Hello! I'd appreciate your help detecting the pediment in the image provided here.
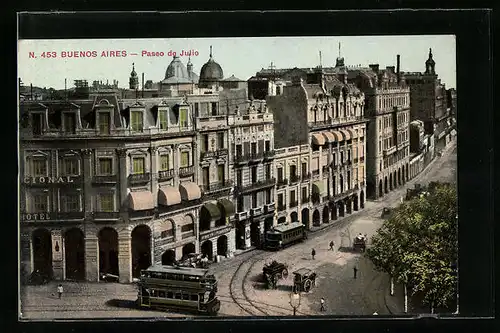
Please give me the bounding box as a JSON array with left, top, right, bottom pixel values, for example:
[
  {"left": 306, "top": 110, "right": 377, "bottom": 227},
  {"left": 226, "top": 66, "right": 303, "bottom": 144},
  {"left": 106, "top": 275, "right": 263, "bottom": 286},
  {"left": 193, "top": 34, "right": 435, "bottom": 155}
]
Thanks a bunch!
[
  {"left": 60, "top": 150, "right": 81, "bottom": 158},
  {"left": 26, "top": 150, "right": 49, "bottom": 158},
  {"left": 178, "top": 144, "right": 191, "bottom": 151},
  {"left": 128, "top": 148, "right": 149, "bottom": 156}
]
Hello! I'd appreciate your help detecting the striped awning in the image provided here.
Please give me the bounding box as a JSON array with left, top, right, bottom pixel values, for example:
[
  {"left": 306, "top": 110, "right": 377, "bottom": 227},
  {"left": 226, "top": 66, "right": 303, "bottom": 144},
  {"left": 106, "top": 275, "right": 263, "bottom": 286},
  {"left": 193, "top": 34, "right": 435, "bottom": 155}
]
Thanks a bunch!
[
  {"left": 179, "top": 182, "right": 202, "bottom": 201},
  {"left": 158, "top": 186, "right": 182, "bottom": 206},
  {"left": 312, "top": 181, "right": 325, "bottom": 195},
  {"left": 322, "top": 132, "right": 336, "bottom": 143},
  {"left": 201, "top": 202, "right": 222, "bottom": 222},
  {"left": 217, "top": 198, "right": 235, "bottom": 217},
  {"left": 331, "top": 131, "right": 343, "bottom": 142},
  {"left": 338, "top": 129, "right": 351, "bottom": 141},
  {"left": 128, "top": 191, "right": 155, "bottom": 211},
  {"left": 345, "top": 128, "right": 356, "bottom": 139},
  {"left": 311, "top": 133, "right": 326, "bottom": 146}
]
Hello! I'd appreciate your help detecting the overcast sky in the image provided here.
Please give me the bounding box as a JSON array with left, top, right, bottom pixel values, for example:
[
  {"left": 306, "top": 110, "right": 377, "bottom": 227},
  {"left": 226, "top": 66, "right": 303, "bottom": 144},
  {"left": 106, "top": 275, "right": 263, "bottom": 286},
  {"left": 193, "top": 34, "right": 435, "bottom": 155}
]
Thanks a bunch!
[{"left": 18, "top": 35, "right": 456, "bottom": 90}]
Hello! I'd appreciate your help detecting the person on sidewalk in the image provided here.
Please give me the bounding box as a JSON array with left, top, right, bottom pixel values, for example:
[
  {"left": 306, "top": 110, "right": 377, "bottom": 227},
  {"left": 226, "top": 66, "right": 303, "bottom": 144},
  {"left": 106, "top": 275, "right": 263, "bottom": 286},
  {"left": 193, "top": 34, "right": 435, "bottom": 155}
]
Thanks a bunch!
[
  {"left": 311, "top": 248, "right": 316, "bottom": 260},
  {"left": 57, "top": 284, "right": 63, "bottom": 299},
  {"left": 320, "top": 297, "right": 325, "bottom": 311},
  {"left": 353, "top": 266, "right": 358, "bottom": 279},
  {"left": 329, "top": 241, "right": 335, "bottom": 251}
]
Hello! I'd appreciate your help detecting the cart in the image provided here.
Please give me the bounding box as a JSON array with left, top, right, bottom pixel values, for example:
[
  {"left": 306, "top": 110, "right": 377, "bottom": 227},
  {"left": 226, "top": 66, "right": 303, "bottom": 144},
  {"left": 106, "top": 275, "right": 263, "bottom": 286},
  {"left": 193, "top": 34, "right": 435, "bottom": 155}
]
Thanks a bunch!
[
  {"left": 292, "top": 268, "right": 317, "bottom": 293},
  {"left": 263, "top": 261, "right": 289, "bottom": 289},
  {"left": 353, "top": 236, "right": 367, "bottom": 252}
]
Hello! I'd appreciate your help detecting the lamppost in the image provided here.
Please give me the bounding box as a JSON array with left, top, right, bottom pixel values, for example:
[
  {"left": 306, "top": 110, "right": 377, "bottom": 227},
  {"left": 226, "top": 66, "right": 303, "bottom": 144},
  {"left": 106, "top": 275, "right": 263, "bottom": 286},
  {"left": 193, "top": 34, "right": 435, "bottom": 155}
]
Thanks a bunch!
[{"left": 289, "top": 292, "right": 301, "bottom": 316}]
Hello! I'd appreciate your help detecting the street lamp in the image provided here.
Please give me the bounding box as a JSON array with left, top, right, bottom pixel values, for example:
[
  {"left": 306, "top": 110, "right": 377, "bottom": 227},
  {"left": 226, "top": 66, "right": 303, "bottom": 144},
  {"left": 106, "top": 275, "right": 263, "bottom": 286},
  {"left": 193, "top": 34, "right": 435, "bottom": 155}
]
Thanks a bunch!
[{"left": 289, "top": 292, "right": 301, "bottom": 316}]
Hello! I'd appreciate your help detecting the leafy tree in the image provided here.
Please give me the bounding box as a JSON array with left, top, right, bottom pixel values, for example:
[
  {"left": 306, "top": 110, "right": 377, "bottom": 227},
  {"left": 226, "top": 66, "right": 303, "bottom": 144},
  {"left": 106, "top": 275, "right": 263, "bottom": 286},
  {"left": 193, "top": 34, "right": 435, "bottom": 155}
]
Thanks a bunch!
[{"left": 366, "top": 182, "right": 458, "bottom": 313}]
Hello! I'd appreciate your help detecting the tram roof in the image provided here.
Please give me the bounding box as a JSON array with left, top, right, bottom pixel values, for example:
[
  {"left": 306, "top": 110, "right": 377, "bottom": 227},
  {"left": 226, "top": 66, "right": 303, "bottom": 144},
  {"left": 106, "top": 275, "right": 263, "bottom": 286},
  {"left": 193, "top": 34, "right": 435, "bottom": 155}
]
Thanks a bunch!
[
  {"left": 268, "top": 222, "right": 303, "bottom": 233},
  {"left": 144, "top": 265, "right": 209, "bottom": 277}
]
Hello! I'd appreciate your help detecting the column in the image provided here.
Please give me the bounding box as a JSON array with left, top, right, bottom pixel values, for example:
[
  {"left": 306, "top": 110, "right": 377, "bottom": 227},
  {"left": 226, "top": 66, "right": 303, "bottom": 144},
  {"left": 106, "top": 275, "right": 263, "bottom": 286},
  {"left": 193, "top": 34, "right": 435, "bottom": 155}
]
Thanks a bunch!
[
  {"left": 175, "top": 246, "right": 183, "bottom": 262},
  {"left": 118, "top": 230, "right": 132, "bottom": 283},
  {"left": 149, "top": 147, "right": 158, "bottom": 203},
  {"left": 20, "top": 230, "right": 32, "bottom": 283},
  {"left": 81, "top": 149, "right": 93, "bottom": 215},
  {"left": 173, "top": 144, "right": 180, "bottom": 187},
  {"left": 85, "top": 232, "right": 99, "bottom": 282},
  {"left": 212, "top": 239, "right": 218, "bottom": 261},
  {"left": 51, "top": 229, "right": 64, "bottom": 280},
  {"left": 332, "top": 204, "right": 338, "bottom": 220},
  {"left": 117, "top": 149, "right": 128, "bottom": 211},
  {"left": 192, "top": 141, "right": 199, "bottom": 184},
  {"left": 227, "top": 231, "right": 236, "bottom": 257}
]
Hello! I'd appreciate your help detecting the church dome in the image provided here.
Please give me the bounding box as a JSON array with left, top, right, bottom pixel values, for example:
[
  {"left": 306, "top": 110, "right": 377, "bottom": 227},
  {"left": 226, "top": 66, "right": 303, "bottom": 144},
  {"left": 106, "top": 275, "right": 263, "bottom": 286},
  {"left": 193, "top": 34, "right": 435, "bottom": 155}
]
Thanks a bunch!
[
  {"left": 165, "top": 56, "right": 190, "bottom": 80},
  {"left": 199, "top": 46, "right": 224, "bottom": 82}
]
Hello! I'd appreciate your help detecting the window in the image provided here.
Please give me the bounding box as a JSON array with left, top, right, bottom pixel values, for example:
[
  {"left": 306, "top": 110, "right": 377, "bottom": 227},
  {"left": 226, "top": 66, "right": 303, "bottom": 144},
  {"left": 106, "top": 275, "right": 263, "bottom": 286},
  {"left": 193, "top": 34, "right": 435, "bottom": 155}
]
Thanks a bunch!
[
  {"left": 278, "top": 193, "right": 284, "bottom": 206},
  {"left": 266, "top": 189, "right": 272, "bottom": 204},
  {"left": 265, "top": 164, "right": 271, "bottom": 179},
  {"left": 251, "top": 166, "right": 257, "bottom": 183},
  {"left": 63, "top": 158, "right": 79, "bottom": 176},
  {"left": 340, "top": 151, "right": 344, "bottom": 164},
  {"left": 98, "top": 113, "right": 110, "bottom": 134},
  {"left": 290, "top": 190, "right": 296, "bottom": 205},
  {"left": 175, "top": 292, "right": 182, "bottom": 300},
  {"left": 130, "top": 111, "right": 143, "bottom": 131},
  {"left": 302, "top": 187, "right": 308, "bottom": 200},
  {"left": 202, "top": 167, "right": 210, "bottom": 186},
  {"left": 217, "top": 165, "right": 225, "bottom": 183},
  {"left": 160, "top": 155, "right": 170, "bottom": 171},
  {"left": 62, "top": 194, "right": 79, "bottom": 211},
  {"left": 236, "top": 170, "right": 243, "bottom": 186},
  {"left": 33, "top": 194, "right": 48, "bottom": 212},
  {"left": 301, "top": 162, "right": 307, "bottom": 176},
  {"left": 63, "top": 113, "right": 76, "bottom": 133},
  {"left": 236, "top": 144, "right": 242, "bottom": 157},
  {"left": 160, "top": 229, "right": 173, "bottom": 238},
  {"left": 217, "top": 132, "right": 224, "bottom": 149},
  {"left": 132, "top": 157, "right": 145, "bottom": 174},
  {"left": 180, "top": 151, "right": 190, "bottom": 167},
  {"left": 237, "top": 196, "right": 244, "bottom": 213},
  {"left": 99, "top": 193, "right": 114, "bottom": 211},
  {"left": 32, "top": 113, "right": 43, "bottom": 135},
  {"left": 181, "top": 224, "right": 194, "bottom": 232},
  {"left": 32, "top": 158, "right": 47, "bottom": 177},
  {"left": 251, "top": 142, "right": 257, "bottom": 155},
  {"left": 202, "top": 134, "right": 209, "bottom": 152},
  {"left": 211, "top": 102, "right": 217, "bottom": 116},
  {"left": 159, "top": 110, "right": 167, "bottom": 129},
  {"left": 290, "top": 165, "right": 297, "bottom": 179},
  {"left": 252, "top": 193, "right": 257, "bottom": 208},
  {"left": 179, "top": 108, "right": 189, "bottom": 128},
  {"left": 99, "top": 158, "right": 112, "bottom": 175},
  {"left": 265, "top": 140, "right": 271, "bottom": 151},
  {"left": 276, "top": 86, "right": 281, "bottom": 95},
  {"left": 194, "top": 103, "right": 199, "bottom": 116}
]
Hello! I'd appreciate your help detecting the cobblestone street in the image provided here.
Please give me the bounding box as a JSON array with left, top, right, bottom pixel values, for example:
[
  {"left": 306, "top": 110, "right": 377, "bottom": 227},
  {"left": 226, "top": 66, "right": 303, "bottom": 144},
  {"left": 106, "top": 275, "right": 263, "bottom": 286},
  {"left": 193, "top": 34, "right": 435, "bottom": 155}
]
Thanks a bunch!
[{"left": 20, "top": 140, "right": 456, "bottom": 319}]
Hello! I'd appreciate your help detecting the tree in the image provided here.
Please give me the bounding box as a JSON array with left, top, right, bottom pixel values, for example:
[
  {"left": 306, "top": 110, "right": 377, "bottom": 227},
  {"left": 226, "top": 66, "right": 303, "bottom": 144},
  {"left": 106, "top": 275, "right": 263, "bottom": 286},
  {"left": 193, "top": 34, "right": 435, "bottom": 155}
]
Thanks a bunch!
[{"left": 366, "top": 182, "right": 458, "bottom": 313}]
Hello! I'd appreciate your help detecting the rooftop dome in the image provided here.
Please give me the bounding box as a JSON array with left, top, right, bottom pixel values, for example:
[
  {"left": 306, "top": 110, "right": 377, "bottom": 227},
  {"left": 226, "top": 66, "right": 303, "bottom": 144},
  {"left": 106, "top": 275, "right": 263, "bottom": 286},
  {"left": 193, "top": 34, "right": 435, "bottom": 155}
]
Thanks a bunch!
[
  {"left": 199, "top": 46, "right": 224, "bottom": 82},
  {"left": 165, "top": 56, "right": 190, "bottom": 80}
]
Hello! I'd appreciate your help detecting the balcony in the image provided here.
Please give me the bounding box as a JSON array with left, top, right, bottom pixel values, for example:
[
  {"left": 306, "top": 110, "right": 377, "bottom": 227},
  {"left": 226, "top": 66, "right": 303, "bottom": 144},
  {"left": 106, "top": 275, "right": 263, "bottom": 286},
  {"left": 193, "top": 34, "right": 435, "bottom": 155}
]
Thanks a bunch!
[
  {"left": 201, "top": 180, "right": 233, "bottom": 195},
  {"left": 276, "top": 178, "right": 288, "bottom": 188},
  {"left": 289, "top": 201, "right": 298, "bottom": 208},
  {"left": 249, "top": 152, "right": 264, "bottom": 163},
  {"left": 128, "top": 172, "right": 151, "bottom": 186},
  {"left": 302, "top": 197, "right": 310, "bottom": 204},
  {"left": 312, "top": 170, "right": 320, "bottom": 177},
  {"left": 92, "top": 174, "right": 118, "bottom": 184},
  {"left": 277, "top": 204, "right": 286, "bottom": 212},
  {"left": 234, "top": 154, "right": 249, "bottom": 165},
  {"left": 250, "top": 207, "right": 263, "bottom": 217},
  {"left": 289, "top": 175, "right": 300, "bottom": 184},
  {"left": 236, "top": 211, "right": 249, "bottom": 221},
  {"left": 301, "top": 173, "right": 311, "bottom": 181},
  {"left": 158, "top": 169, "right": 175, "bottom": 181},
  {"left": 264, "top": 203, "right": 275, "bottom": 214},
  {"left": 383, "top": 146, "right": 397, "bottom": 156},
  {"left": 93, "top": 211, "right": 121, "bottom": 220},
  {"left": 235, "top": 177, "right": 276, "bottom": 195},
  {"left": 200, "top": 149, "right": 228, "bottom": 160},
  {"left": 182, "top": 231, "right": 195, "bottom": 240},
  {"left": 263, "top": 150, "right": 276, "bottom": 160},
  {"left": 179, "top": 166, "right": 195, "bottom": 177}
]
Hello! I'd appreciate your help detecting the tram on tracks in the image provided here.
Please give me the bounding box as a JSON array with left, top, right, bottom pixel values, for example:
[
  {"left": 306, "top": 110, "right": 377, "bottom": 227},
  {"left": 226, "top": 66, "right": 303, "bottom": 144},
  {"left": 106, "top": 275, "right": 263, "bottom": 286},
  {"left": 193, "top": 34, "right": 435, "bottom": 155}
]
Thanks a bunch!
[
  {"left": 264, "top": 222, "right": 307, "bottom": 251},
  {"left": 137, "top": 265, "right": 220, "bottom": 316}
]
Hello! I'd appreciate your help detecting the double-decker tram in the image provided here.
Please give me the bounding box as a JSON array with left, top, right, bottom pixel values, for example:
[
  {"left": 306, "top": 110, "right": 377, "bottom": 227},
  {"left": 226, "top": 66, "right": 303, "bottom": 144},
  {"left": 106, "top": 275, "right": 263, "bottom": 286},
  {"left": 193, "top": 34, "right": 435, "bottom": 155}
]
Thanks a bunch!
[
  {"left": 137, "top": 265, "right": 220, "bottom": 316},
  {"left": 265, "top": 222, "right": 307, "bottom": 250}
]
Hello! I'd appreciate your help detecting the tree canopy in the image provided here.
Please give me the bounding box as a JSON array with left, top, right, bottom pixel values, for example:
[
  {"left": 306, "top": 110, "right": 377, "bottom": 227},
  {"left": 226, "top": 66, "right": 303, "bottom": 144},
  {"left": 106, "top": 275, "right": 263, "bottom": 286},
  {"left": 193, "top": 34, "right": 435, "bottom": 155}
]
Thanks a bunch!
[{"left": 366, "top": 182, "right": 458, "bottom": 311}]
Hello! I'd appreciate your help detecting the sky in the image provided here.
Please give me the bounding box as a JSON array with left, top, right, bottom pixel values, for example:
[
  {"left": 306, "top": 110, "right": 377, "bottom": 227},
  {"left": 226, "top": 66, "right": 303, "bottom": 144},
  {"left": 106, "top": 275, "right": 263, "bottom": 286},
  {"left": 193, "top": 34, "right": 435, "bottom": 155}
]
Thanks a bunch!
[{"left": 18, "top": 35, "right": 456, "bottom": 90}]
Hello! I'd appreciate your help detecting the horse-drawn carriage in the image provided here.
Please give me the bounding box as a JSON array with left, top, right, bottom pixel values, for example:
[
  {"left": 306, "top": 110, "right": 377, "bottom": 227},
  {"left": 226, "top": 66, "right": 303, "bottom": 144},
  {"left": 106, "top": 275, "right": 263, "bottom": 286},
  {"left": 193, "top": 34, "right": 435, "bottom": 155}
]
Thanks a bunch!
[
  {"left": 353, "top": 234, "right": 367, "bottom": 252},
  {"left": 262, "top": 261, "right": 289, "bottom": 289},
  {"left": 292, "top": 268, "right": 317, "bottom": 293}
]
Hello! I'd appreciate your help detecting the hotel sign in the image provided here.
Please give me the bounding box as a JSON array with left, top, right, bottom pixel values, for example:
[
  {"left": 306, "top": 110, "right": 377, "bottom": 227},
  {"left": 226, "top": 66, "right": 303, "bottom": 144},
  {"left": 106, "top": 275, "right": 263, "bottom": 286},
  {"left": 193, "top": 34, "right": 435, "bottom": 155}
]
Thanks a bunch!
[
  {"left": 21, "top": 213, "right": 52, "bottom": 221},
  {"left": 200, "top": 225, "right": 231, "bottom": 242},
  {"left": 24, "top": 176, "right": 78, "bottom": 184}
]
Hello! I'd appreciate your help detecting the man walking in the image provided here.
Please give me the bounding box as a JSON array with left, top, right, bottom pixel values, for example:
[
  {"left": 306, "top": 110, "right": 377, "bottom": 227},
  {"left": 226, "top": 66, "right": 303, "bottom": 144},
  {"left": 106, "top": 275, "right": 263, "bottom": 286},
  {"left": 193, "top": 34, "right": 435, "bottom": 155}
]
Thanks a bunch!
[
  {"left": 329, "top": 241, "right": 335, "bottom": 251},
  {"left": 320, "top": 297, "right": 325, "bottom": 311},
  {"left": 353, "top": 265, "right": 358, "bottom": 279},
  {"left": 57, "top": 284, "right": 64, "bottom": 299},
  {"left": 311, "top": 248, "right": 316, "bottom": 260}
]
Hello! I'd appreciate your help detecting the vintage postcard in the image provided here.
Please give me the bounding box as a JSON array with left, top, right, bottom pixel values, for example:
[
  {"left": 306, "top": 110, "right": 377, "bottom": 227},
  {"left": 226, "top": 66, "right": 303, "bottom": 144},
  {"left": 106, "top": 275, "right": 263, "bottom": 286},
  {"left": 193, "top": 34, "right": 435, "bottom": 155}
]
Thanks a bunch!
[{"left": 18, "top": 35, "right": 457, "bottom": 319}]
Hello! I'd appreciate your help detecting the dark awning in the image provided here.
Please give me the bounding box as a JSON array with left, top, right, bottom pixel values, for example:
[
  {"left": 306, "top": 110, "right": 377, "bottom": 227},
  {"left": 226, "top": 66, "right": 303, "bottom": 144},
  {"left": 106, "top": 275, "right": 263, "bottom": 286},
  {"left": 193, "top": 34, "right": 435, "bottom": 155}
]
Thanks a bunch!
[
  {"left": 312, "top": 181, "right": 325, "bottom": 195},
  {"left": 217, "top": 198, "right": 235, "bottom": 217},
  {"left": 201, "top": 203, "right": 222, "bottom": 222}
]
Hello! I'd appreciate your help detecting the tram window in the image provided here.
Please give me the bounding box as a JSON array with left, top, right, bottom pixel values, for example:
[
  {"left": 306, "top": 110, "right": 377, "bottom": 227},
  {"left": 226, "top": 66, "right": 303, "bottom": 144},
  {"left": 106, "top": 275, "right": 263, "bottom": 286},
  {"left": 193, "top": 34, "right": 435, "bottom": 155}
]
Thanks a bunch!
[
  {"left": 152, "top": 272, "right": 162, "bottom": 279},
  {"left": 152, "top": 290, "right": 158, "bottom": 297},
  {"left": 158, "top": 291, "right": 166, "bottom": 298},
  {"left": 182, "top": 293, "right": 190, "bottom": 300},
  {"left": 161, "top": 273, "right": 167, "bottom": 279},
  {"left": 167, "top": 291, "right": 174, "bottom": 299},
  {"left": 190, "top": 294, "right": 198, "bottom": 301},
  {"left": 175, "top": 292, "right": 182, "bottom": 300}
]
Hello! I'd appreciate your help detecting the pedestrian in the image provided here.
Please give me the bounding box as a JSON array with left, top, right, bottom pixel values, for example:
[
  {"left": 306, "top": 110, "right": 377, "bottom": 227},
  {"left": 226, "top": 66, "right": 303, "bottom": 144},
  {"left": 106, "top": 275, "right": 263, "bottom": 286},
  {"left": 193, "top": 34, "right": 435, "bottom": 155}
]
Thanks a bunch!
[
  {"left": 57, "top": 284, "right": 63, "bottom": 299},
  {"left": 320, "top": 297, "right": 325, "bottom": 311},
  {"left": 329, "top": 241, "right": 335, "bottom": 251},
  {"left": 311, "top": 248, "right": 316, "bottom": 260},
  {"left": 353, "top": 265, "right": 358, "bottom": 279}
]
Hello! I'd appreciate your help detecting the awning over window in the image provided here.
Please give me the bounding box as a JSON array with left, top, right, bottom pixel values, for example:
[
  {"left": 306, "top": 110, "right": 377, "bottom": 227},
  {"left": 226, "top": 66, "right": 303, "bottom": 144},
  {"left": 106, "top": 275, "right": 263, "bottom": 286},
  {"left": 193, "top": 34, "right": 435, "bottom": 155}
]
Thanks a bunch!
[
  {"left": 322, "top": 131, "right": 336, "bottom": 143},
  {"left": 158, "top": 186, "right": 182, "bottom": 206},
  {"left": 338, "top": 129, "right": 351, "bottom": 141},
  {"left": 217, "top": 198, "right": 236, "bottom": 217},
  {"left": 179, "top": 182, "right": 202, "bottom": 201},
  {"left": 128, "top": 191, "right": 155, "bottom": 211},
  {"left": 201, "top": 202, "right": 222, "bottom": 221},
  {"left": 312, "top": 181, "right": 325, "bottom": 195},
  {"left": 311, "top": 133, "right": 326, "bottom": 146},
  {"left": 345, "top": 128, "right": 356, "bottom": 139},
  {"left": 330, "top": 131, "right": 343, "bottom": 142}
]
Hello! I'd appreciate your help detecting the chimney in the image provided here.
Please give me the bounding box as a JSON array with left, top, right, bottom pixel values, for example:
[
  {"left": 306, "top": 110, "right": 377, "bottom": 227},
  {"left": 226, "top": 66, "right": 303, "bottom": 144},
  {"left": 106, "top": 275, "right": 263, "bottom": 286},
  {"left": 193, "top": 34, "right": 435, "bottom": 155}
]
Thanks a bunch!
[
  {"left": 396, "top": 54, "right": 401, "bottom": 78},
  {"left": 369, "top": 64, "right": 379, "bottom": 73},
  {"left": 386, "top": 66, "right": 395, "bottom": 73}
]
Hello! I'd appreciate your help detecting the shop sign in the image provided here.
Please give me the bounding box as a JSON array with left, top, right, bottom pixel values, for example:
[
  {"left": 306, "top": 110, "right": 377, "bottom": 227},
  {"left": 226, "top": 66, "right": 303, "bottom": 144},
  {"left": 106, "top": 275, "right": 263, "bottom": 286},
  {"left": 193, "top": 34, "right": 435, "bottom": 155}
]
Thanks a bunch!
[
  {"left": 24, "top": 176, "right": 77, "bottom": 184},
  {"left": 200, "top": 226, "right": 231, "bottom": 242}
]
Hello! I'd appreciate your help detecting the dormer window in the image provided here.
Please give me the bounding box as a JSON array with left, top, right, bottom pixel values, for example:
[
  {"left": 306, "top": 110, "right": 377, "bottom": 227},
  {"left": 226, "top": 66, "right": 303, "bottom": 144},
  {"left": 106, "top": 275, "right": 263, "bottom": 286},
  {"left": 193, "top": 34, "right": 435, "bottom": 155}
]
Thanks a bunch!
[
  {"left": 32, "top": 113, "right": 43, "bottom": 135},
  {"left": 63, "top": 112, "right": 76, "bottom": 133},
  {"left": 130, "top": 111, "right": 143, "bottom": 132},
  {"left": 179, "top": 107, "right": 189, "bottom": 129},
  {"left": 159, "top": 109, "right": 168, "bottom": 129},
  {"left": 98, "top": 112, "right": 110, "bottom": 134}
]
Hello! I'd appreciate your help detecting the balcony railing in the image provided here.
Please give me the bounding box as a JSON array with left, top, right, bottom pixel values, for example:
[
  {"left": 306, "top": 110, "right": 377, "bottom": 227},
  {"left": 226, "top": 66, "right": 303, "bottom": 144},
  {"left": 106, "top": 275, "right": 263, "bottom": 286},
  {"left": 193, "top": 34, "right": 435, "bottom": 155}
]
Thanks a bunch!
[
  {"left": 92, "top": 174, "right": 118, "bottom": 184},
  {"left": 264, "top": 203, "right": 275, "bottom": 214},
  {"left": 182, "top": 231, "right": 195, "bottom": 239},
  {"left": 93, "top": 211, "right": 121, "bottom": 220},
  {"left": 236, "top": 211, "right": 249, "bottom": 221},
  {"left": 158, "top": 169, "right": 175, "bottom": 181},
  {"left": 263, "top": 150, "right": 276, "bottom": 160},
  {"left": 235, "top": 177, "right": 276, "bottom": 194},
  {"left": 301, "top": 173, "right": 311, "bottom": 181},
  {"left": 200, "top": 148, "right": 228, "bottom": 160},
  {"left": 276, "top": 178, "right": 288, "bottom": 188},
  {"left": 302, "top": 197, "right": 310, "bottom": 204},
  {"left": 312, "top": 170, "right": 320, "bottom": 177},
  {"left": 277, "top": 204, "right": 286, "bottom": 212},
  {"left": 201, "top": 180, "right": 233, "bottom": 194},
  {"left": 289, "top": 201, "right": 298, "bottom": 208},
  {"left": 250, "top": 207, "right": 263, "bottom": 217},
  {"left": 128, "top": 172, "right": 151, "bottom": 185},
  {"left": 249, "top": 152, "right": 264, "bottom": 162},
  {"left": 289, "top": 175, "right": 300, "bottom": 184},
  {"left": 179, "top": 166, "right": 195, "bottom": 177}
]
